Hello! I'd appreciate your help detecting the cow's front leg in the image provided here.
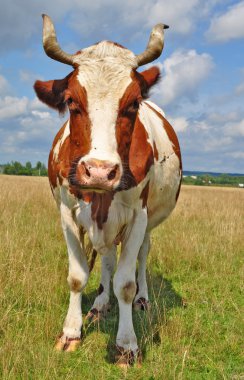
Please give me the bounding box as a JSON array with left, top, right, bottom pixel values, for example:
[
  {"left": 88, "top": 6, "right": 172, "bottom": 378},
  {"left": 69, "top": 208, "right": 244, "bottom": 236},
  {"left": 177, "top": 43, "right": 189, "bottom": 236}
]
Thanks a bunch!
[
  {"left": 134, "top": 232, "right": 151, "bottom": 311},
  {"left": 55, "top": 203, "right": 89, "bottom": 352},
  {"left": 113, "top": 208, "right": 147, "bottom": 366},
  {"left": 87, "top": 246, "right": 117, "bottom": 322}
]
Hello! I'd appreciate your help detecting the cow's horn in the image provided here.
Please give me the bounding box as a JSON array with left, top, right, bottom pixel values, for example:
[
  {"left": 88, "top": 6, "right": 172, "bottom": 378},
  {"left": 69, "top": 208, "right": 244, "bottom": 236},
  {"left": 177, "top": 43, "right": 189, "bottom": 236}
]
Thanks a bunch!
[
  {"left": 42, "top": 14, "right": 75, "bottom": 66},
  {"left": 136, "top": 24, "right": 169, "bottom": 67}
]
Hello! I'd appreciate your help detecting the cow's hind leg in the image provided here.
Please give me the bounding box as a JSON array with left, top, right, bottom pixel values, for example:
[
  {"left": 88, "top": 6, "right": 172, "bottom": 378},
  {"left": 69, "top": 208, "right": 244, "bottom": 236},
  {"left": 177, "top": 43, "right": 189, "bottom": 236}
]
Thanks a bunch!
[
  {"left": 113, "top": 209, "right": 147, "bottom": 366},
  {"left": 87, "top": 246, "right": 117, "bottom": 322},
  {"left": 134, "top": 232, "right": 150, "bottom": 311},
  {"left": 55, "top": 203, "right": 89, "bottom": 352}
]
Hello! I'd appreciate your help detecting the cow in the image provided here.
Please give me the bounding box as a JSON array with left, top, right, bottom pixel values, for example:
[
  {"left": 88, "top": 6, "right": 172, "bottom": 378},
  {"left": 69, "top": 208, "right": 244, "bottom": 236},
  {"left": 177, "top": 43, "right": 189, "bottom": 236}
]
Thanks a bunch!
[{"left": 34, "top": 14, "right": 182, "bottom": 366}]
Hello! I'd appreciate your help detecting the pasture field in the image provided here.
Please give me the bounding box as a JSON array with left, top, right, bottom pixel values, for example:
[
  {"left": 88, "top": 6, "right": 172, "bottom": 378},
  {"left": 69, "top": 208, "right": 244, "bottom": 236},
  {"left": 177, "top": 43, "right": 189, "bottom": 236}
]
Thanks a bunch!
[{"left": 0, "top": 175, "right": 243, "bottom": 379}]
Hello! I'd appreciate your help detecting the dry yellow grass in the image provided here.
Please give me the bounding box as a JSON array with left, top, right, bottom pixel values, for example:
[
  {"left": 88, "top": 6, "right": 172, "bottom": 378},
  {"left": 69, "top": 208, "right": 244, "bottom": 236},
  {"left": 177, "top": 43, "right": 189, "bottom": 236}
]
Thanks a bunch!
[{"left": 0, "top": 175, "right": 243, "bottom": 379}]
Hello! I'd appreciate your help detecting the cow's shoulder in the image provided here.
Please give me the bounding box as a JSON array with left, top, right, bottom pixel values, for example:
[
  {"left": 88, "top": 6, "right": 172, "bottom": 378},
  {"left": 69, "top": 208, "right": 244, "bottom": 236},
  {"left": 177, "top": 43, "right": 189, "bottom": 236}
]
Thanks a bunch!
[{"left": 139, "top": 101, "right": 181, "bottom": 167}]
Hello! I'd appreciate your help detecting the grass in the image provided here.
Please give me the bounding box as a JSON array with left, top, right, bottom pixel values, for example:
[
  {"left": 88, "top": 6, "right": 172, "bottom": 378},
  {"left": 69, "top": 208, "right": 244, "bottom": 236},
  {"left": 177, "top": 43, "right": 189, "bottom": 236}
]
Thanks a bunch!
[{"left": 0, "top": 175, "right": 243, "bottom": 379}]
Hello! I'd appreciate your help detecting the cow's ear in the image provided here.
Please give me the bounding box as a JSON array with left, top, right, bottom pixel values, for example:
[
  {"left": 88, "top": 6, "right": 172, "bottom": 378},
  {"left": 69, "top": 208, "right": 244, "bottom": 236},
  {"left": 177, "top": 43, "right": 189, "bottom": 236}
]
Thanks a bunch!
[
  {"left": 140, "top": 66, "right": 161, "bottom": 88},
  {"left": 34, "top": 75, "right": 70, "bottom": 114}
]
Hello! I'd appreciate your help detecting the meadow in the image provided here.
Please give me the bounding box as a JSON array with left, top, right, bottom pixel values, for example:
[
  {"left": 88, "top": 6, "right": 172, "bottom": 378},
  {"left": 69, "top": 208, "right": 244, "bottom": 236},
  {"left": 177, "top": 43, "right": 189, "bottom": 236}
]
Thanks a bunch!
[{"left": 0, "top": 175, "right": 243, "bottom": 379}]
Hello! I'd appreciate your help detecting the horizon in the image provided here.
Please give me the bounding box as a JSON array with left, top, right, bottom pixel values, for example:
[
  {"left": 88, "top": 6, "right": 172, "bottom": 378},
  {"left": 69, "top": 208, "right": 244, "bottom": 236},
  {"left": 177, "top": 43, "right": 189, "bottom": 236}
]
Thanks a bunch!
[
  {"left": 0, "top": 1, "right": 244, "bottom": 173},
  {"left": 1, "top": 161, "right": 244, "bottom": 176}
]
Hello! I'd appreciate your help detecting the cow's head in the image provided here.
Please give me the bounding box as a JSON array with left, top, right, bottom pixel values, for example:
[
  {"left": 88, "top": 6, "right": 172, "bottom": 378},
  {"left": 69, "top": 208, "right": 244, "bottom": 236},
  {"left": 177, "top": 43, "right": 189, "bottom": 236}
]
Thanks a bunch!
[{"left": 34, "top": 15, "right": 168, "bottom": 192}]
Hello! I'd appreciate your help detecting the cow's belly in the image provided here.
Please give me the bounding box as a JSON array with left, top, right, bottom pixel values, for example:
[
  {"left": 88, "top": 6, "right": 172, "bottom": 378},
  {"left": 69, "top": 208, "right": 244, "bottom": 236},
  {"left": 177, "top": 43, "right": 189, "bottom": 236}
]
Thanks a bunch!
[{"left": 146, "top": 153, "right": 181, "bottom": 231}]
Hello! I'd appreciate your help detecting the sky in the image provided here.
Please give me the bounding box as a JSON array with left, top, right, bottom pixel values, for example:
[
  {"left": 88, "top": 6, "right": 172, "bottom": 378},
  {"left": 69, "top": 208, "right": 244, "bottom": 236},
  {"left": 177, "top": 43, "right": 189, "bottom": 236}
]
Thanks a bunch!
[{"left": 0, "top": 0, "right": 244, "bottom": 173}]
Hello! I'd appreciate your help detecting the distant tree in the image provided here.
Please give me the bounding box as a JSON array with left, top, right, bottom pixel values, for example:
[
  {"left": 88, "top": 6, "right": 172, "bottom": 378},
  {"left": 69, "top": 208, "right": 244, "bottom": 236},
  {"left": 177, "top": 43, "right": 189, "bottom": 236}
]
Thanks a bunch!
[
  {"left": 26, "top": 161, "right": 32, "bottom": 170},
  {"left": 13, "top": 161, "right": 23, "bottom": 174},
  {"left": 36, "top": 161, "right": 42, "bottom": 170}
]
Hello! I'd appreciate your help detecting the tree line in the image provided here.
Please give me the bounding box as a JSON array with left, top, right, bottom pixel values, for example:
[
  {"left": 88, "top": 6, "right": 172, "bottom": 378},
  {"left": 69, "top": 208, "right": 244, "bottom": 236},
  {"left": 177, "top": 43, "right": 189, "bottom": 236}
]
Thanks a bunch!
[
  {"left": 182, "top": 174, "right": 244, "bottom": 187},
  {"left": 1, "top": 161, "right": 48, "bottom": 176}
]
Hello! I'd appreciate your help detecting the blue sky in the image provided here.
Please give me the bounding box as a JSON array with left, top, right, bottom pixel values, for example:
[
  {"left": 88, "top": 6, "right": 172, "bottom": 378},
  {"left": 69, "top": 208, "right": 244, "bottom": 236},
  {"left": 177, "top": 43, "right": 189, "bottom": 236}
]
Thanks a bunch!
[{"left": 0, "top": 0, "right": 243, "bottom": 173}]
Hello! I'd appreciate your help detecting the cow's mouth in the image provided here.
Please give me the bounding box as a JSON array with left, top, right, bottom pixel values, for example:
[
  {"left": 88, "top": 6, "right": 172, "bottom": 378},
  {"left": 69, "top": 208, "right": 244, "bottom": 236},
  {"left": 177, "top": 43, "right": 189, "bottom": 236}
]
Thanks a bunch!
[
  {"left": 69, "top": 179, "right": 115, "bottom": 193},
  {"left": 77, "top": 184, "right": 111, "bottom": 193}
]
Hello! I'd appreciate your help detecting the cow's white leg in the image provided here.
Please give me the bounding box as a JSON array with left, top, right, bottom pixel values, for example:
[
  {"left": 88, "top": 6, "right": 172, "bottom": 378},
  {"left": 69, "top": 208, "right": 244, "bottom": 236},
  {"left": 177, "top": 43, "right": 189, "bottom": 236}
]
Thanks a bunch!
[
  {"left": 113, "top": 208, "right": 147, "bottom": 365},
  {"left": 134, "top": 232, "right": 150, "bottom": 310},
  {"left": 56, "top": 203, "right": 89, "bottom": 352},
  {"left": 87, "top": 246, "right": 117, "bottom": 321}
]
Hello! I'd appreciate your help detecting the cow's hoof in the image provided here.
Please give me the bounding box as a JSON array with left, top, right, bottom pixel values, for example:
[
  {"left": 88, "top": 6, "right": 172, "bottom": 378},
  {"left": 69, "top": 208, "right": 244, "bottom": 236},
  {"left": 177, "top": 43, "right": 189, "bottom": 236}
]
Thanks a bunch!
[
  {"left": 86, "top": 308, "right": 103, "bottom": 323},
  {"left": 86, "top": 304, "right": 111, "bottom": 323},
  {"left": 115, "top": 345, "right": 142, "bottom": 368},
  {"left": 133, "top": 297, "right": 150, "bottom": 311},
  {"left": 55, "top": 334, "right": 81, "bottom": 352}
]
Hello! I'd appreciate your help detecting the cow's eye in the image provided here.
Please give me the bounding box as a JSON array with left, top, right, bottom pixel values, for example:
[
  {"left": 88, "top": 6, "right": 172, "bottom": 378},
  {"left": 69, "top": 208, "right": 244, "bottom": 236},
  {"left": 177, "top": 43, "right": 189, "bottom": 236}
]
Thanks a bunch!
[
  {"left": 66, "top": 97, "right": 73, "bottom": 105},
  {"left": 133, "top": 100, "right": 140, "bottom": 109},
  {"left": 125, "top": 99, "right": 140, "bottom": 114}
]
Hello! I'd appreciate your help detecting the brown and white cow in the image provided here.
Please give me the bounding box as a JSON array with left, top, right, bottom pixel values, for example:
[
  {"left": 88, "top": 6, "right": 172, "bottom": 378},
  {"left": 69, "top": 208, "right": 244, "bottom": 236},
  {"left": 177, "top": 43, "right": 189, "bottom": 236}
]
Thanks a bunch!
[{"left": 34, "top": 14, "right": 181, "bottom": 365}]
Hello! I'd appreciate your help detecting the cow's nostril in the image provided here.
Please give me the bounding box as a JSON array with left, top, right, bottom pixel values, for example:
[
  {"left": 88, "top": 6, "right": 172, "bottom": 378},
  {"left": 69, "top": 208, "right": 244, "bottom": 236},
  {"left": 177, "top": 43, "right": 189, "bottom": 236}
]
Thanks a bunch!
[
  {"left": 85, "top": 167, "right": 91, "bottom": 177},
  {"left": 107, "top": 165, "right": 118, "bottom": 181}
]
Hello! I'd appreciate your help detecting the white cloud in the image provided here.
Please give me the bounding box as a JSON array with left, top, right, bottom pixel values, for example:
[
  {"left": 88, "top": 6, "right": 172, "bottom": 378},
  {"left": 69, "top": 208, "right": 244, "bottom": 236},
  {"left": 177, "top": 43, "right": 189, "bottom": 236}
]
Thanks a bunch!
[
  {"left": 153, "top": 49, "right": 214, "bottom": 105},
  {"left": 235, "top": 82, "right": 244, "bottom": 95},
  {"left": 31, "top": 110, "right": 52, "bottom": 119},
  {"left": 225, "top": 119, "right": 244, "bottom": 137},
  {"left": 0, "top": 92, "right": 62, "bottom": 164},
  {"left": 30, "top": 97, "right": 48, "bottom": 111},
  {"left": 0, "top": 74, "right": 11, "bottom": 94},
  {"left": 145, "top": 0, "right": 199, "bottom": 34},
  {"left": 192, "top": 120, "right": 210, "bottom": 131},
  {"left": 0, "top": 96, "right": 29, "bottom": 120},
  {"left": 118, "top": 0, "right": 202, "bottom": 35},
  {"left": 208, "top": 111, "right": 241, "bottom": 123},
  {"left": 206, "top": 1, "right": 244, "bottom": 43},
  {"left": 0, "top": 0, "right": 222, "bottom": 53},
  {"left": 19, "top": 69, "right": 43, "bottom": 84},
  {"left": 167, "top": 116, "right": 189, "bottom": 132},
  {"left": 204, "top": 136, "right": 233, "bottom": 151},
  {"left": 228, "top": 151, "right": 244, "bottom": 159}
]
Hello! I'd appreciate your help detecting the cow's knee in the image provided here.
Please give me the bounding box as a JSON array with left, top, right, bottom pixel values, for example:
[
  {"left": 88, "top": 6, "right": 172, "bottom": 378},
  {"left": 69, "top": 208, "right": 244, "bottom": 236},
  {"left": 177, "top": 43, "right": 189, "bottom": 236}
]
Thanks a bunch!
[
  {"left": 121, "top": 281, "right": 136, "bottom": 303},
  {"left": 114, "top": 277, "right": 136, "bottom": 304},
  {"left": 68, "top": 272, "right": 88, "bottom": 292}
]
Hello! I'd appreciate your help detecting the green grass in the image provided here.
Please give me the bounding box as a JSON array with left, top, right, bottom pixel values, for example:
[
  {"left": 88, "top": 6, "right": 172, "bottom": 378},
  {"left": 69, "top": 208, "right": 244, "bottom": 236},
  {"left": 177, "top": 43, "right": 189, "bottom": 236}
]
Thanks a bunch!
[{"left": 0, "top": 177, "right": 243, "bottom": 379}]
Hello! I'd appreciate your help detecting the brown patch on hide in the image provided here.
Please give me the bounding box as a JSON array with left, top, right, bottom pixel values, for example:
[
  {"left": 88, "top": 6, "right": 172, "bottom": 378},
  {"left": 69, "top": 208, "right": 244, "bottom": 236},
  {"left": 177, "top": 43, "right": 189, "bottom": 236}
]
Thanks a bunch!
[
  {"left": 109, "top": 41, "right": 126, "bottom": 49},
  {"left": 140, "top": 180, "right": 150, "bottom": 208},
  {"left": 129, "top": 118, "right": 154, "bottom": 184},
  {"left": 81, "top": 192, "right": 93, "bottom": 203},
  {"left": 115, "top": 70, "right": 155, "bottom": 190},
  {"left": 66, "top": 72, "right": 91, "bottom": 163},
  {"left": 153, "top": 141, "right": 159, "bottom": 161},
  {"left": 91, "top": 192, "right": 114, "bottom": 229},
  {"left": 121, "top": 281, "right": 136, "bottom": 303},
  {"left": 46, "top": 69, "right": 91, "bottom": 196},
  {"left": 70, "top": 278, "right": 82, "bottom": 292}
]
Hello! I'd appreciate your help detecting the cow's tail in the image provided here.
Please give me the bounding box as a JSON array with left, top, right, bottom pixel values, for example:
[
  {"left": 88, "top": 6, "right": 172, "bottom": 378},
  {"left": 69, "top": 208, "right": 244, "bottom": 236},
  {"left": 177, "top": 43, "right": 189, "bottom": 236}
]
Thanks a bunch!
[{"left": 79, "top": 227, "right": 98, "bottom": 272}]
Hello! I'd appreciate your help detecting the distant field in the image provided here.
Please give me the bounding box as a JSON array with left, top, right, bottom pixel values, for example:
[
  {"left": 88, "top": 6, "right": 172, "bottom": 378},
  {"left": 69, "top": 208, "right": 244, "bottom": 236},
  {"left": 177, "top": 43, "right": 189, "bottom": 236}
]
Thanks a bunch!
[{"left": 0, "top": 176, "right": 243, "bottom": 379}]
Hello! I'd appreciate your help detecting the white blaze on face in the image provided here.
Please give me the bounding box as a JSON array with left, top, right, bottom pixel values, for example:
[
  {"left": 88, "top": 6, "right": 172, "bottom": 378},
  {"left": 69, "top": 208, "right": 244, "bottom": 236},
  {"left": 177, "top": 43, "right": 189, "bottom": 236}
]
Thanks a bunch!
[{"left": 76, "top": 42, "right": 137, "bottom": 167}]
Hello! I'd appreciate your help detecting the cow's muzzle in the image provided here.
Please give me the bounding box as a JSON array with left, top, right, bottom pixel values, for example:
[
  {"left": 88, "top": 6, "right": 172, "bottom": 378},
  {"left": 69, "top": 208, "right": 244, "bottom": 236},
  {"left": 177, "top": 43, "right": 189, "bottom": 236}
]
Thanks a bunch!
[{"left": 76, "top": 159, "right": 121, "bottom": 192}]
